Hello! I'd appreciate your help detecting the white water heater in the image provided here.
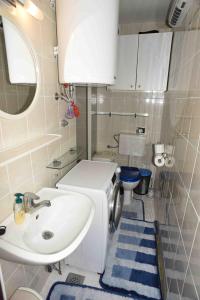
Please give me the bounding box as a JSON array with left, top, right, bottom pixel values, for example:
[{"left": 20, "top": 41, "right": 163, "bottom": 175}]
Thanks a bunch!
[{"left": 56, "top": 0, "right": 119, "bottom": 85}]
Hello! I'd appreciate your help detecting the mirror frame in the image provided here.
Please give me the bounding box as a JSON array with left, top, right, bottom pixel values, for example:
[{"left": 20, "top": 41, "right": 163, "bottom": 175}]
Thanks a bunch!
[{"left": 0, "top": 9, "right": 40, "bottom": 120}]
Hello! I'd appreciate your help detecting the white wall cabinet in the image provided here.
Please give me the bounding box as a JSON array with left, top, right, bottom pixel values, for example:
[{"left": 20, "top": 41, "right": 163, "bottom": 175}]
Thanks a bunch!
[
  {"left": 137, "top": 32, "right": 172, "bottom": 91},
  {"left": 112, "top": 35, "right": 138, "bottom": 90},
  {"left": 111, "top": 32, "right": 172, "bottom": 91}
]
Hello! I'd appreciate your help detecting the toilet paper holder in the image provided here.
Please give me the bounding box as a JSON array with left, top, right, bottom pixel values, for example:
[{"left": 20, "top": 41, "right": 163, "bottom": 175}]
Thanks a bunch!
[{"left": 153, "top": 144, "right": 175, "bottom": 168}]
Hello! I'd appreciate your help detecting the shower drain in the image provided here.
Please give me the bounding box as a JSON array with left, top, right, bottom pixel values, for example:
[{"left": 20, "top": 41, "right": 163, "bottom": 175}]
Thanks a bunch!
[
  {"left": 42, "top": 231, "right": 54, "bottom": 240},
  {"left": 66, "top": 273, "right": 85, "bottom": 285}
]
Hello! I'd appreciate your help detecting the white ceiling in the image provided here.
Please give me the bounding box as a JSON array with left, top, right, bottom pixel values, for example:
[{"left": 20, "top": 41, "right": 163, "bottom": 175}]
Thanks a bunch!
[{"left": 119, "top": 0, "right": 171, "bottom": 24}]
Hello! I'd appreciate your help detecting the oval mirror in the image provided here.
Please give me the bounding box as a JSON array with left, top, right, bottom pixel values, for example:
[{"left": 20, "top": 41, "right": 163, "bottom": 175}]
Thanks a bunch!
[{"left": 0, "top": 15, "right": 37, "bottom": 117}]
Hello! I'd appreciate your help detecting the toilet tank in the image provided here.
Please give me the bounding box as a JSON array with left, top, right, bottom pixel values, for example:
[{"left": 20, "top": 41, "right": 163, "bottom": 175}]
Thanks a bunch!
[
  {"left": 56, "top": 0, "right": 119, "bottom": 85},
  {"left": 119, "top": 133, "right": 146, "bottom": 157}
]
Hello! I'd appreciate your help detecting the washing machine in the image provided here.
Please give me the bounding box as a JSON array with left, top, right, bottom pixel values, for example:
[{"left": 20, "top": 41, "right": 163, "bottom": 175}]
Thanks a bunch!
[{"left": 56, "top": 160, "right": 122, "bottom": 273}]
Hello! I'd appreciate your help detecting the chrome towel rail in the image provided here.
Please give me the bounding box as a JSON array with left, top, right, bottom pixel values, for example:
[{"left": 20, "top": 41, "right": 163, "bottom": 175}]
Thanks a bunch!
[{"left": 94, "top": 111, "right": 149, "bottom": 118}]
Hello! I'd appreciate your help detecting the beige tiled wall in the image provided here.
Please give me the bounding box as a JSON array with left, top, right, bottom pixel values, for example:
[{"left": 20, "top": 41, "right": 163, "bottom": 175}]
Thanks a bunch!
[
  {"left": 95, "top": 87, "right": 164, "bottom": 183},
  {"left": 0, "top": 1, "right": 76, "bottom": 297},
  {"left": 156, "top": 5, "right": 200, "bottom": 300}
]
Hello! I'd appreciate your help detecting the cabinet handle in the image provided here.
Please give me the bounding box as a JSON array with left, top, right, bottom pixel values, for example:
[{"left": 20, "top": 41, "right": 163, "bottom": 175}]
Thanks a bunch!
[
  {"left": 138, "top": 85, "right": 141, "bottom": 88},
  {"left": 114, "top": 76, "right": 117, "bottom": 80}
]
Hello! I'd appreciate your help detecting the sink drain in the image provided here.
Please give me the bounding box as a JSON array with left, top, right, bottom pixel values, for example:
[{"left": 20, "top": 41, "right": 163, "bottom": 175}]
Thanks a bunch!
[{"left": 42, "top": 231, "right": 54, "bottom": 240}]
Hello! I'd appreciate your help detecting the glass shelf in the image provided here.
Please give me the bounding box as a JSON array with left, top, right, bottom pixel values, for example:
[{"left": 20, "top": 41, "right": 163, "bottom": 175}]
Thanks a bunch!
[
  {"left": 0, "top": 134, "right": 61, "bottom": 167},
  {"left": 47, "top": 148, "right": 82, "bottom": 170}
]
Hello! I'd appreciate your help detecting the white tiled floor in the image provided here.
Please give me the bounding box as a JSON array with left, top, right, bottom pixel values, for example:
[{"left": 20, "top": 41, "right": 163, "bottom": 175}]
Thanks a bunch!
[
  {"left": 132, "top": 191, "right": 156, "bottom": 222},
  {"left": 41, "top": 261, "right": 101, "bottom": 298},
  {"left": 41, "top": 193, "right": 156, "bottom": 299},
  {"left": 141, "top": 194, "right": 156, "bottom": 222}
]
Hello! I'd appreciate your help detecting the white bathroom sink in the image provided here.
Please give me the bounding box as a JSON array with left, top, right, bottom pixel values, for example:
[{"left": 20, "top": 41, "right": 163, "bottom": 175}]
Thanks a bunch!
[{"left": 0, "top": 188, "right": 95, "bottom": 265}]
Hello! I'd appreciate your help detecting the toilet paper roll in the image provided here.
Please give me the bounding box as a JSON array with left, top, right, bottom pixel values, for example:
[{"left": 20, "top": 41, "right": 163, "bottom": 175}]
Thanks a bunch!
[
  {"left": 154, "top": 144, "right": 164, "bottom": 155},
  {"left": 165, "top": 145, "right": 174, "bottom": 155},
  {"left": 154, "top": 155, "right": 165, "bottom": 167},
  {"left": 165, "top": 156, "right": 175, "bottom": 168}
]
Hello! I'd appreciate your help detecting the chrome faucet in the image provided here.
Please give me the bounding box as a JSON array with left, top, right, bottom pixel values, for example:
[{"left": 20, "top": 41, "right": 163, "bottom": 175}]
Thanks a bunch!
[{"left": 23, "top": 192, "right": 51, "bottom": 213}]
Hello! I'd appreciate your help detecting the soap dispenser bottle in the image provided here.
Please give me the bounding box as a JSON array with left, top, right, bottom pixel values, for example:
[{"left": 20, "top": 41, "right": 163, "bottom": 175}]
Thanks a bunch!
[{"left": 14, "top": 193, "right": 25, "bottom": 225}]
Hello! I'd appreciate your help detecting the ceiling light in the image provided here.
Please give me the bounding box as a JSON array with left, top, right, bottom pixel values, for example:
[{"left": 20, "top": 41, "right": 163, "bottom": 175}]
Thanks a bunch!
[{"left": 17, "top": 0, "right": 43, "bottom": 20}]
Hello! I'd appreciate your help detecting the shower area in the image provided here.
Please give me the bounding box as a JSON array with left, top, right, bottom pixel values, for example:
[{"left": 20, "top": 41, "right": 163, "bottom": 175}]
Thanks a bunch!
[{"left": 76, "top": 85, "right": 161, "bottom": 190}]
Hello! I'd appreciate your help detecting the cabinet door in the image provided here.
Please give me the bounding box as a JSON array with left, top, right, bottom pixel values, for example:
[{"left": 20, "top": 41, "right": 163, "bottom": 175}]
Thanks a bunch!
[
  {"left": 136, "top": 32, "right": 172, "bottom": 91},
  {"left": 111, "top": 35, "right": 138, "bottom": 90}
]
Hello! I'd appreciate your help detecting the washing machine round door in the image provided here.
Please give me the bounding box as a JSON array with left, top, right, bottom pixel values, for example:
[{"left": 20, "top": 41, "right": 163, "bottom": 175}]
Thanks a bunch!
[{"left": 109, "top": 181, "right": 123, "bottom": 232}]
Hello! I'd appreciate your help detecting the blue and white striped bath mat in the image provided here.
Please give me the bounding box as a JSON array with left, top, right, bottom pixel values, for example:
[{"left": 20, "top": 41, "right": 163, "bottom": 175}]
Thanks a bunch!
[
  {"left": 100, "top": 218, "right": 161, "bottom": 300},
  {"left": 47, "top": 282, "right": 136, "bottom": 300}
]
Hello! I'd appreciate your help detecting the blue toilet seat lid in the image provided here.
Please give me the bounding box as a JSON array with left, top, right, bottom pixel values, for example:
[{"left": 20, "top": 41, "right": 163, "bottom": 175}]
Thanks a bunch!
[
  {"left": 120, "top": 166, "right": 141, "bottom": 182},
  {"left": 139, "top": 168, "right": 152, "bottom": 177}
]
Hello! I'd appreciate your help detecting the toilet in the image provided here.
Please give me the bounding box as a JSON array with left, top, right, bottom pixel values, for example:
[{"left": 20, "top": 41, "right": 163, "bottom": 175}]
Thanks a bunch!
[
  {"left": 118, "top": 132, "right": 146, "bottom": 204},
  {"left": 10, "top": 288, "right": 43, "bottom": 300},
  {"left": 120, "top": 166, "right": 141, "bottom": 204}
]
